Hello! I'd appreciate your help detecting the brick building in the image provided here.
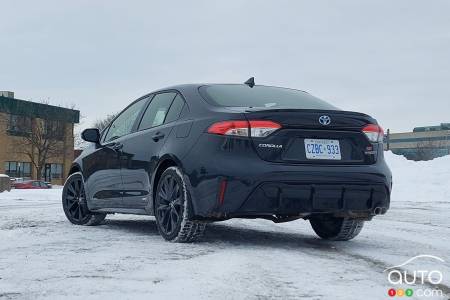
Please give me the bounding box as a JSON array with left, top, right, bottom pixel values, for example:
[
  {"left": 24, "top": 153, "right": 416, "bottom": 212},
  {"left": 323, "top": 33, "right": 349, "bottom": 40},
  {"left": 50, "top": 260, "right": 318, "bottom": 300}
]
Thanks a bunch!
[{"left": 0, "top": 92, "right": 79, "bottom": 185}]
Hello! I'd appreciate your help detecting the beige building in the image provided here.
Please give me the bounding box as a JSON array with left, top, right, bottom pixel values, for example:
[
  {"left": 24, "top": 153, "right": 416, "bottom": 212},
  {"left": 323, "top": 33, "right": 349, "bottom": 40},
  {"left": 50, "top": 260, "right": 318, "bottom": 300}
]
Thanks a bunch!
[
  {"left": 385, "top": 124, "right": 450, "bottom": 160},
  {"left": 0, "top": 92, "right": 79, "bottom": 185}
]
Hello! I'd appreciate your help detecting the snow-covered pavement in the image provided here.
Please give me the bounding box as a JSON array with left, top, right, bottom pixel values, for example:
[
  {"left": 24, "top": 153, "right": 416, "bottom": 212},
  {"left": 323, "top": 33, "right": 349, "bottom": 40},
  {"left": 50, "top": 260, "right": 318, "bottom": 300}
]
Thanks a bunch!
[{"left": 1, "top": 153, "right": 449, "bottom": 300}]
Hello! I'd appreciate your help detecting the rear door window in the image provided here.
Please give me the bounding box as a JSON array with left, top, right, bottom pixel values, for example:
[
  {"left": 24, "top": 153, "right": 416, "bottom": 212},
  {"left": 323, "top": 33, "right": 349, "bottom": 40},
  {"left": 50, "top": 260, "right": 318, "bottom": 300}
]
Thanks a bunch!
[
  {"left": 164, "top": 94, "right": 185, "bottom": 124},
  {"left": 138, "top": 92, "right": 177, "bottom": 130}
]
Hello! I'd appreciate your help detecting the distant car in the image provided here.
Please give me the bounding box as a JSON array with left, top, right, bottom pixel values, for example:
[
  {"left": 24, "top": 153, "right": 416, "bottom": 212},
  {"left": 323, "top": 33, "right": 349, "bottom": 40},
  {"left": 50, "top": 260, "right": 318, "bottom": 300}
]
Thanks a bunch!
[
  {"left": 63, "top": 82, "right": 392, "bottom": 242},
  {"left": 9, "top": 177, "right": 26, "bottom": 188},
  {"left": 14, "top": 180, "right": 51, "bottom": 189},
  {"left": 9, "top": 177, "right": 17, "bottom": 187}
]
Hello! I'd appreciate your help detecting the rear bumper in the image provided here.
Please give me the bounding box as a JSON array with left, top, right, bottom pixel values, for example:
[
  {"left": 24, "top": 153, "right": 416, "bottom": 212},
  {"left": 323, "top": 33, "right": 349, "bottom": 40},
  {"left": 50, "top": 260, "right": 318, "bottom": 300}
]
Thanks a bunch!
[
  {"left": 183, "top": 135, "right": 392, "bottom": 220},
  {"left": 237, "top": 182, "right": 389, "bottom": 218},
  {"left": 187, "top": 165, "right": 391, "bottom": 220}
]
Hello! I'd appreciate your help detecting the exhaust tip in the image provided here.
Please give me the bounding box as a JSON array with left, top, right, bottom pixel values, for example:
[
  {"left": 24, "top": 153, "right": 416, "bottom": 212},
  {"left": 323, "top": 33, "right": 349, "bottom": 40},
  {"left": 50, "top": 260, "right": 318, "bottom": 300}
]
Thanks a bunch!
[{"left": 373, "top": 207, "right": 384, "bottom": 215}]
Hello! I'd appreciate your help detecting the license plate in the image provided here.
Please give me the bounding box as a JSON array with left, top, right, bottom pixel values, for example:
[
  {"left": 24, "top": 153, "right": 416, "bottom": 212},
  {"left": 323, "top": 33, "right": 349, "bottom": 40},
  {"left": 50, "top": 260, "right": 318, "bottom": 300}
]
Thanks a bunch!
[{"left": 304, "top": 139, "right": 341, "bottom": 160}]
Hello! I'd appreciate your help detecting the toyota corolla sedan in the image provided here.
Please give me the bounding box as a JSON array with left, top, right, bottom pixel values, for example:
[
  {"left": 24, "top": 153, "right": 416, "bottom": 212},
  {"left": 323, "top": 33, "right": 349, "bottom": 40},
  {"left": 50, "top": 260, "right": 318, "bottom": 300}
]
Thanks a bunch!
[{"left": 62, "top": 81, "right": 392, "bottom": 242}]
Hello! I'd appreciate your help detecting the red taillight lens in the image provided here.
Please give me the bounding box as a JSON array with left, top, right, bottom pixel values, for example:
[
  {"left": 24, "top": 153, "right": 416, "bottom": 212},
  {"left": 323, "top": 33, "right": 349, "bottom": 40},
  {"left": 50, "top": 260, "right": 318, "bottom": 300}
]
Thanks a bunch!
[
  {"left": 248, "top": 120, "right": 282, "bottom": 137},
  {"left": 207, "top": 120, "right": 281, "bottom": 137},
  {"left": 207, "top": 120, "right": 249, "bottom": 136},
  {"left": 362, "top": 124, "right": 384, "bottom": 142}
]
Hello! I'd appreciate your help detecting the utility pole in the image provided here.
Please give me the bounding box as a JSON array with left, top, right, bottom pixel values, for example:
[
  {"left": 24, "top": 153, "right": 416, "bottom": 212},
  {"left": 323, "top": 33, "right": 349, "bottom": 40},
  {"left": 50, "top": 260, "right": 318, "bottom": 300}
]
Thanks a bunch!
[{"left": 386, "top": 129, "right": 390, "bottom": 151}]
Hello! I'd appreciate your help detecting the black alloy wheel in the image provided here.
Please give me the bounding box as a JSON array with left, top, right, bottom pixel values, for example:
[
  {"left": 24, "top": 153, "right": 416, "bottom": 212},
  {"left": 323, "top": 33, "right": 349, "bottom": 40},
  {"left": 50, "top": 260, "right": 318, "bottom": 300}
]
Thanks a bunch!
[
  {"left": 156, "top": 174, "right": 183, "bottom": 236},
  {"left": 62, "top": 172, "right": 106, "bottom": 226},
  {"left": 155, "top": 167, "right": 206, "bottom": 242}
]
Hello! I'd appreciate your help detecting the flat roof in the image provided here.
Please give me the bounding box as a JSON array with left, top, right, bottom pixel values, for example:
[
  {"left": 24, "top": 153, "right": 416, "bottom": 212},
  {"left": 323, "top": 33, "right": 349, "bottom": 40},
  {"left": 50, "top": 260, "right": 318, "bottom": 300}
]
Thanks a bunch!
[{"left": 0, "top": 96, "right": 79, "bottom": 123}]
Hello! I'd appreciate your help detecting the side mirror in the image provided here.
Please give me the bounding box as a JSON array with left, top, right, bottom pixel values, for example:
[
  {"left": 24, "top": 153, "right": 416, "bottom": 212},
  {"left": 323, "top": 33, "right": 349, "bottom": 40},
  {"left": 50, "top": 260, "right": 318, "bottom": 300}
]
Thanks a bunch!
[{"left": 81, "top": 128, "right": 100, "bottom": 144}]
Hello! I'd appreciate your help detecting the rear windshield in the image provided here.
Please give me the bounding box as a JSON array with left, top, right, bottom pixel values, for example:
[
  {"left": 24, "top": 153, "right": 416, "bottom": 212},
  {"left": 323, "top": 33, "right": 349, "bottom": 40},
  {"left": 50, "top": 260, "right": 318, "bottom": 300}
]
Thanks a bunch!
[{"left": 199, "top": 84, "right": 338, "bottom": 110}]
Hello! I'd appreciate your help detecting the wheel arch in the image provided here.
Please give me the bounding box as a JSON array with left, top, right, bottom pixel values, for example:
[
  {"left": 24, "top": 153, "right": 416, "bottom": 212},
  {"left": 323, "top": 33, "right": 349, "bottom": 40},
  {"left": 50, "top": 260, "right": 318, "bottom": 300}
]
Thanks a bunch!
[
  {"left": 68, "top": 164, "right": 82, "bottom": 176},
  {"left": 150, "top": 154, "right": 185, "bottom": 213},
  {"left": 65, "top": 163, "right": 92, "bottom": 201}
]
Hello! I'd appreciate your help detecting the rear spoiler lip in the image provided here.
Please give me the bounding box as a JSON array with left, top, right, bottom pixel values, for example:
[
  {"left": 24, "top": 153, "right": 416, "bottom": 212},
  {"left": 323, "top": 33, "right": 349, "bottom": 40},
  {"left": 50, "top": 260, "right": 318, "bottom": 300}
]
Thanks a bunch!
[
  {"left": 242, "top": 107, "right": 370, "bottom": 117},
  {"left": 243, "top": 108, "right": 375, "bottom": 123},
  {"left": 219, "top": 107, "right": 378, "bottom": 127}
]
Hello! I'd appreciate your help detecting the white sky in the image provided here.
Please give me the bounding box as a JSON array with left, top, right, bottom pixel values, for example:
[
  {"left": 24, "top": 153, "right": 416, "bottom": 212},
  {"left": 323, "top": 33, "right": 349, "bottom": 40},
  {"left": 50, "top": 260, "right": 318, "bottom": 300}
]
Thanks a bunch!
[{"left": 1, "top": 0, "right": 449, "bottom": 132}]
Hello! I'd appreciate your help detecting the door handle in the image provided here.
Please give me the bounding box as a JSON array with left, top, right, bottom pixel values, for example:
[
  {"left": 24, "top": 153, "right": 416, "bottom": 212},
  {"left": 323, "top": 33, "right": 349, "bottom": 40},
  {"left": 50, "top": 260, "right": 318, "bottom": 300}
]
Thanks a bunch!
[
  {"left": 112, "top": 142, "right": 123, "bottom": 151},
  {"left": 152, "top": 132, "right": 165, "bottom": 142}
]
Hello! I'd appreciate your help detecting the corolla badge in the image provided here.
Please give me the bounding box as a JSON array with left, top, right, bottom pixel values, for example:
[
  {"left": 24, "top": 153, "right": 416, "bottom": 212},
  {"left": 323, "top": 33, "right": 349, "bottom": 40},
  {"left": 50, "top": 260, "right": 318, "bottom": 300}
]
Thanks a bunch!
[
  {"left": 319, "top": 115, "right": 331, "bottom": 126},
  {"left": 258, "top": 143, "right": 283, "bottom": 149}
]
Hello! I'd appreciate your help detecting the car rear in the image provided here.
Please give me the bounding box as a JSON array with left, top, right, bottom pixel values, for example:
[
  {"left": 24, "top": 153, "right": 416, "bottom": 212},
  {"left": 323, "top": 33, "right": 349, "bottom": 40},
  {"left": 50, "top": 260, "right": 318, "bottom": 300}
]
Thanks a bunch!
[{"left": 185, "top": 84, "right": 391, "bottom": 222}]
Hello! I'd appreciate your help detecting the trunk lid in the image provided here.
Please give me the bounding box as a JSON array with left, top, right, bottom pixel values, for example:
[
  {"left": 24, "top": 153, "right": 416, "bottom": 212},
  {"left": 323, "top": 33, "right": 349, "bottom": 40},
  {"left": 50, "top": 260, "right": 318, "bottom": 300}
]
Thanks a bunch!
[{"left": 243, "top": 108, "right": 378, "bottom": 164}]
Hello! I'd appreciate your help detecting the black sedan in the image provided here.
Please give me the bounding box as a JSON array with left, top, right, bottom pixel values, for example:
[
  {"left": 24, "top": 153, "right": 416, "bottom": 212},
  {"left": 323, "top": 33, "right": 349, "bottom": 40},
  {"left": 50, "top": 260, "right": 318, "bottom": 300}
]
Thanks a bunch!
[{"left": 63, "top": 80, "right": 392, "bottom": 242}]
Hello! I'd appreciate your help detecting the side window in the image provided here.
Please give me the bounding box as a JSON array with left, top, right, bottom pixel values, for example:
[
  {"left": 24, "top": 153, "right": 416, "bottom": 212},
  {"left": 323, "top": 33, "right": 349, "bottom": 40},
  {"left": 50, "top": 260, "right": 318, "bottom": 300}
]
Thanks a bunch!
[
  {"left": 138, "top": 93, "right": 176, "bottom": 130},
  {"left": 104, "top": 99, "right": 147, "bottom": 142},
  {"left": 165, "top": 94, "right": 185, "bottom": 124},
  {"left": 179, "top": 102, "right": 190, "bottom": 118}
]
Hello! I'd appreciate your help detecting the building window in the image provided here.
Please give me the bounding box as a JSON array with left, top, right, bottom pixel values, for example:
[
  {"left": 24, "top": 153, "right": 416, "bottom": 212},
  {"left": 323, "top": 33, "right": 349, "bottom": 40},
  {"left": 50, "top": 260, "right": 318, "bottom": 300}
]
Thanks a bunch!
[
  {"left": 4, "top": 161, "right": 32, "bottom": 178},
  {"left": 4, "top": 161, "right": 17, "bottom": 178},
  {"left": 45, "top": 120, "right": 65, "bottom": 139},
  {"left": 22, "top": 162, "right": 31, "bottom": 178},
  {"left": 8, "top": 114, "right": 32, "bottom": 135},
  {"left": 50, "top": 164, "right": 63, "bottom": 179}
]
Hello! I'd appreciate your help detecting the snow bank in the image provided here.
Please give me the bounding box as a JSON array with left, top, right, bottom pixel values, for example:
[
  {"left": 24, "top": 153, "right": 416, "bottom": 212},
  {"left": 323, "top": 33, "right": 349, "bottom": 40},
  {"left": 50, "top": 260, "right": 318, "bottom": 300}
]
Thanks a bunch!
[
  {"left": 384, "top": 151, "right": 450, "bottom": 203},
  {"left": 0, "top": 188, "right": 61, "bottom": 200}
]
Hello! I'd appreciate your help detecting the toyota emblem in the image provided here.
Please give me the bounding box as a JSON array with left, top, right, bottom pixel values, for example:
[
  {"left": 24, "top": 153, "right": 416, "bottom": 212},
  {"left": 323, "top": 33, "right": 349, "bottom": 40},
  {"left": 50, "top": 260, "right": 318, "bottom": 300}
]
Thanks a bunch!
[{"left": 319, "top": 115, "right": 331, "bottom": 126}]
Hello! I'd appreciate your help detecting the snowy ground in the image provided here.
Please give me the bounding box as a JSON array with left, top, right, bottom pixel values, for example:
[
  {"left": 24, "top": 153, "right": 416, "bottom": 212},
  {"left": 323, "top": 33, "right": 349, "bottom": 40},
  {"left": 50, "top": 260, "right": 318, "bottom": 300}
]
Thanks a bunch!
[{"left": 0, "top": 153, "right": 449, "bottom": 300}]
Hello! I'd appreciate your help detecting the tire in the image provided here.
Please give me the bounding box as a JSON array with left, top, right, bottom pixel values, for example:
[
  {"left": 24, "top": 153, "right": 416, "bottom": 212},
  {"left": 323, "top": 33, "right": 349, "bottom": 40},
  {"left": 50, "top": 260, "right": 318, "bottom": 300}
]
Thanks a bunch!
[
  {"left": 154, "top": 166, "right": 206, "bottom": 242},
  {"left": 309, "top": 215, "right": 364, "bottom": 241},
  {"left": 62, "top": 172, "right": 106, "bottom": 226}
]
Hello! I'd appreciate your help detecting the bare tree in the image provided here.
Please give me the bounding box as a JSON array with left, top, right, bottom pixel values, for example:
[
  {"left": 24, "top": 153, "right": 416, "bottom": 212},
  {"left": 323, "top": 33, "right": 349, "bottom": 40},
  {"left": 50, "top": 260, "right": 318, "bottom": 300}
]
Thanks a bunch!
[
  {"left": 72, "top": 107, "right": 88, "bottom": 150},
  {"left": 93, "top": 113, "right": 117, "bottom": 131},
  {"left": 415, "top": 138, "right": 445, "bottom": 161},
  {"left": 74, "top": 126, "right": 88, "bottom": 149},
  {"left": 72, "top": 113, "right": 117, "bottom": 150},
  {"left": 13, "top": 117, "right": 65, "bottom": 180}
]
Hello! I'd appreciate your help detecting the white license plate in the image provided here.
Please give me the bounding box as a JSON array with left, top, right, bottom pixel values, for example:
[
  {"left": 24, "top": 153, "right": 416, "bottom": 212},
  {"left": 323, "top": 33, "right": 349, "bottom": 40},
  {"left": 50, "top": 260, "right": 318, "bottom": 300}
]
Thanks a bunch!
[{"left": 304, "top": 139, "right": 341, "bottom": 160}]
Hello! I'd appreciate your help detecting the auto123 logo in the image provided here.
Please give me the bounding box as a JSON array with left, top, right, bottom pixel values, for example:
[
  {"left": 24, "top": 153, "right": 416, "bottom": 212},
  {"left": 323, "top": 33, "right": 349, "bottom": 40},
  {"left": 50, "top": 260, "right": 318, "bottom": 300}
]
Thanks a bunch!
[{"left": 384, "top": 255, "right": 447, "bottom": 298}]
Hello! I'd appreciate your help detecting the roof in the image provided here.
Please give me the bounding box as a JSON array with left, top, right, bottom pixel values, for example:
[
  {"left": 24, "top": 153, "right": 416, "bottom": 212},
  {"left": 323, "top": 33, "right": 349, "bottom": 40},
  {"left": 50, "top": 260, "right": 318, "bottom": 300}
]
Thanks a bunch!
[
  {"left": 155, "top": 83, "right": 308, "bottom": 93},
  {"left": 149, "top": 83, "right": 204, "bottom": 94},
  {"left": 0, "top": 96, "right": 80, "bottom": 123},
  {"left": 413, "top": 123, "right": 450, "bottom": 132}
]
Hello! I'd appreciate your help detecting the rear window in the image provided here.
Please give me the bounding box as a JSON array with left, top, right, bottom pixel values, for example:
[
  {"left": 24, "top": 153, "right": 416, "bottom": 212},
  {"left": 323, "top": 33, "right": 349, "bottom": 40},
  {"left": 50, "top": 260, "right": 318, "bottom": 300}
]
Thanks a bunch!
[{"left": 199, "top": 84, "right": 337, "bottom": 110}]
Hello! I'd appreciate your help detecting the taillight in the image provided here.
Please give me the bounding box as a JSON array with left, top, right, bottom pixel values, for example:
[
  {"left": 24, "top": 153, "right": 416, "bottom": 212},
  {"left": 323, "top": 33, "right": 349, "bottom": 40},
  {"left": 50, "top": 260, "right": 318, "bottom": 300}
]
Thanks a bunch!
[
  {"left": 207, "top": 120, "right": 281, "bottom": 137},
  {"left": 362, "top": 124, "right": 384, "bottom": 142},
  {"left": 207, "top": 120, "right": 249, "bottom": 136},
  {"left": 248, "top": 120, "right": 282, "bottom": 137}
]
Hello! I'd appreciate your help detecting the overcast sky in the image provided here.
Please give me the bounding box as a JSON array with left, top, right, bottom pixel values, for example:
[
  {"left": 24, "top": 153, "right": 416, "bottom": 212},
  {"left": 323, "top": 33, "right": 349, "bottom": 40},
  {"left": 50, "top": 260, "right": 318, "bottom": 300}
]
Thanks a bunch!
[{"left": 1, "top": 0, "right": 449, "bottom": 132}]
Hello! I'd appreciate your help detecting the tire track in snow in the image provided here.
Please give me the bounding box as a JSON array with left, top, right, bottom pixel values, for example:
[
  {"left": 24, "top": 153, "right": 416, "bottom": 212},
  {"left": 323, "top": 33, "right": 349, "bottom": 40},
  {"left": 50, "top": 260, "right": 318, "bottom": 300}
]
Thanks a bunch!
[{"left": 206, "top": 221, "right": 450, "bottom": 298}]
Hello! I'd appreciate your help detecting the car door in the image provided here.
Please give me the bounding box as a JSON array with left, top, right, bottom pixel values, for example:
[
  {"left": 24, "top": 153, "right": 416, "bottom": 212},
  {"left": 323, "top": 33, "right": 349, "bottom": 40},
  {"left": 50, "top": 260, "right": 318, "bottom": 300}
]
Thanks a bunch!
[
  {"left": 82, "top": 98, "right": 147, "bottom": 210},
  {"left": 120, "top": 92, "right": 186, "bottom": 209}
]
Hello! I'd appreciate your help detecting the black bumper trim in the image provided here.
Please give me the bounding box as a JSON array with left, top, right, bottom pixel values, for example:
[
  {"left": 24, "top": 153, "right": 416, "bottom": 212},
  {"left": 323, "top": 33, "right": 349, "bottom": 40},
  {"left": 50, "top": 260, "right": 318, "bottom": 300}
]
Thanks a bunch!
[{"left": 237, "top": 182, "right": 390, "bottom": 215}]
